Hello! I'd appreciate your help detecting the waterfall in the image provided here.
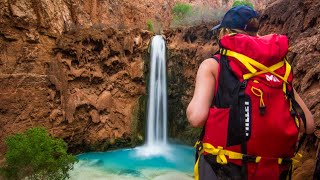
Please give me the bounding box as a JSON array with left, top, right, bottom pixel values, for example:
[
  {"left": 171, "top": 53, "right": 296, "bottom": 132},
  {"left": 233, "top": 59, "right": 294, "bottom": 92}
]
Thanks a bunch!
[{"left": 146, "top": 35, "right": 168, "bottom": 146}]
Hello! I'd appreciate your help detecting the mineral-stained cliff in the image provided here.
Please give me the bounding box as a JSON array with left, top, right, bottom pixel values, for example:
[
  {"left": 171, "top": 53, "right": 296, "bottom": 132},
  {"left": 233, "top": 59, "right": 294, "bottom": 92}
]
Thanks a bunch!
[
  {"left": 0, "top": 0, "right": 273, "bottom": 36},
  {"left": 0, "top": 24, "right": 153, "bottom": 155}
]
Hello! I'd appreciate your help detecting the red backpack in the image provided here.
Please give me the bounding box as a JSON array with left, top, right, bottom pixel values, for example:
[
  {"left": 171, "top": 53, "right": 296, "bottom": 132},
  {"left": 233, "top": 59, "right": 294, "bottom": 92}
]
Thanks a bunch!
[{"left": 194, "top": 33, "right": 306, "bottom": 180}]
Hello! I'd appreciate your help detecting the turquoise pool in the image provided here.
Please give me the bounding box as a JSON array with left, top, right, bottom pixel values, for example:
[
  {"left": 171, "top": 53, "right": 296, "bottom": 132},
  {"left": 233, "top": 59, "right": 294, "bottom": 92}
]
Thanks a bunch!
[{"left": 69, "top": 144, "right": 195, "bottom": 180}]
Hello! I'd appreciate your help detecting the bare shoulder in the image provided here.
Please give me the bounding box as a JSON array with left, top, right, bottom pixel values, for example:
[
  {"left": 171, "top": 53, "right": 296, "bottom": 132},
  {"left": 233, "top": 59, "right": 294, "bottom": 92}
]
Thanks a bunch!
[{"left": 198, "top": 58, "right": 219, "bottom": 75}]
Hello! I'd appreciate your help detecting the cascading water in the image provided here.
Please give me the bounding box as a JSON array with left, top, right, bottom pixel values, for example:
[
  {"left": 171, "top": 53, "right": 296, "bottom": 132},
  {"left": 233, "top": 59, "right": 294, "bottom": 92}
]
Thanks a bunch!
[
  {"left": 146, "top": 35, "right": 168, "bottom": 146},
  {"left": 69, "top": 35, "right": 194, "bottom": 180},
  {"left": 135, "top": 35, "right": 169, "bottom": 157}
]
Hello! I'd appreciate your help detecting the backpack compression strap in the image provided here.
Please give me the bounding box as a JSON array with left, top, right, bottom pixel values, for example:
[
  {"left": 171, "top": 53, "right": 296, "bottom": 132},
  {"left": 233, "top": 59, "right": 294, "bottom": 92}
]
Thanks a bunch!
[
  {"left": 220, "top": 49, "right": 291, "bottom": 93},
  {"left": 193, "top": 143, "right": 302, "bottom": 180}
]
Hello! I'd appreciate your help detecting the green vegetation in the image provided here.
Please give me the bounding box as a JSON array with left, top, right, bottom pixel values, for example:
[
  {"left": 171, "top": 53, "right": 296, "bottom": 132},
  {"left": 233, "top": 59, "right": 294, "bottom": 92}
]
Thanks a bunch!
[
  {"left": 0, "top": 127, "right": 77, "bottom": 180},
  {"left": 232, "top": 0, "right": 254, "bottom": 8},
  {"left": 172, "top": 2, "right": 193, "bottom": 20},
  {"left": 170, "top": 2, "right": 224, "bottom": 28},
  {"left": 146, "top": 19, "right": 154, "bottom": 32}
]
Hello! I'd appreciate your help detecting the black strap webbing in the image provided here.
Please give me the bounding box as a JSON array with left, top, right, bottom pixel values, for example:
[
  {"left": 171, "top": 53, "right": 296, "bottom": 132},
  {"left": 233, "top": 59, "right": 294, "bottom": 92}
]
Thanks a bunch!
[
  {"left": 290, "top": 90, "right": 307, "bottom": 153},
  {"left": 239, "top": 80, "right": 248, "bottom": 180}
]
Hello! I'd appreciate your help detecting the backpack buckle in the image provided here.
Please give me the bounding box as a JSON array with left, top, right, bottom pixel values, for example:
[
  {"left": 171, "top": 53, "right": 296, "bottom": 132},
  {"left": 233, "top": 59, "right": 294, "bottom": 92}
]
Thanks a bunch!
[
  {"left": 290, "top": 110, "right": 296, "bottom": 117},
  {"left": 195, "top": 141, "right": 203, "bottom": 152},
  {"left": 280, "top": 158, "right": 292, "bottom": 165},
  {"left": 259, "top": 106, "right": 266, "bottom": 115},
  {"left": 241, "top": 80, "right": 248, "bottom": 89},
  {"left": 242, "top": 154, "right": 258, "bottom": 163}
]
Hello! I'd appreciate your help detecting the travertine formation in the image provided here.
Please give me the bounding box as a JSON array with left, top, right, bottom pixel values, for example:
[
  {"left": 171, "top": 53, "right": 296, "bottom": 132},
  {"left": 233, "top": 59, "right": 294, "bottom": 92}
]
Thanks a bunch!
[{"left": 0, "top": 25, "right": 152, "bottom": 155}]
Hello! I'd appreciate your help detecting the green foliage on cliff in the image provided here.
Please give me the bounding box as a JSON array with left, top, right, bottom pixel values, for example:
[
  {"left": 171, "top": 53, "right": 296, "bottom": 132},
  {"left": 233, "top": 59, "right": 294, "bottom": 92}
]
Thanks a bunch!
[
  {"left": 172, "top": 2, "right": 193, "bottom": 20},
  {"left": 1, "top": 127, "right": 77, "bottom": 180},
  {"left": 171, "top": 3, "right": 224, "bottom": 28},
  {"left": 232, "top": 0, "right": 254, "bottom": 8},
  {"left": 146, "top": 19, "right": 154, "bottom": 32}
]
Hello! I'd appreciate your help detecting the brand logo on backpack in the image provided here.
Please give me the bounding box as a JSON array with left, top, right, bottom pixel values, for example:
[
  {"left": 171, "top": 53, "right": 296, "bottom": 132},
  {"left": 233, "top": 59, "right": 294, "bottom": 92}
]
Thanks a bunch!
[
  {"left": 266, "top": 74, "right": 280, "bottom": 82},
  {"left": 245, "top": 101, "right": 250, "bottom": 137}
]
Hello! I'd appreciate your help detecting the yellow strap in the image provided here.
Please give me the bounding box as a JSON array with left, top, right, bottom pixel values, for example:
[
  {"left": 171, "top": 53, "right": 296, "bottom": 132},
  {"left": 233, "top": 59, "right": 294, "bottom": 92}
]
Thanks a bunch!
[
  {"left": 251, "top": 87, "right": 265, "bottom": 107},
  {"left": 222, "top": 49, "right": 257, "bottom": 74},
  {"left": 243, "top": 61, "right": 284, "bottom": 80},
  {"left": 278, "top": 153, "right": 302, "bottom": 165},
  {"left": 203, "top": 143, "right": 228, "bottom": 164},
  {"left": 295, "top": 117, "right": 300, "bottom": 128},
  {"left": 283, "top": 60, "right": 291, "bottom": 82},
  {"left": 282, "top": 60, "right": 292, "bottom": 93},
  {"left": 203, "top": 143, "right": 254, "bottom": 163},
  {"left": 194, "top": 141, "right": 200, "bottom": 148},
  {"left": 201, "top": 143, "right": 300, "bottom": 165},
  {"left": 289, "top": 100, "right": 300, "bottom": 128},
  {"left": 194, "top": 157, "right": 200, "bottom": 180},
  {"left": 292, "top": 153, "right": 302, "bottom": 164},
  {"left": 224, "top": 50, "right": 288, "bottom": 83}
]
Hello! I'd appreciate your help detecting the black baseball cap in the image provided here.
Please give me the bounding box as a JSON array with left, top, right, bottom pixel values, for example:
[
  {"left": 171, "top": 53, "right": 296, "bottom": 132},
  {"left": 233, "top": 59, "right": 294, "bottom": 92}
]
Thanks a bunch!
[{"left": 212, "top": 5, "right": 259, "bottom": 32}]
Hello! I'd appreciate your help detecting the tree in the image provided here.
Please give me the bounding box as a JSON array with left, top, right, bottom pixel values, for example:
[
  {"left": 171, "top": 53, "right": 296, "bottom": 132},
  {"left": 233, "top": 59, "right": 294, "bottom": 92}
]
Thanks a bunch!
[
  {"left": 232, "top": 0, "right": 254, "bottom": 8},
  {"left": 1, "top": 127, "right": 77, "bottom": 180}
]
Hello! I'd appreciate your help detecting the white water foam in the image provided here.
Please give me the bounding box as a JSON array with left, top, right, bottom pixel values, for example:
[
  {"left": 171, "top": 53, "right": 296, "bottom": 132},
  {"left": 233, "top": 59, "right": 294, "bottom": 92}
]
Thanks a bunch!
[
  {"left": 146, "top": 35, "right": 168, "bottom": 146},
  {"left": 134, "top": 144, "right": 173, "bottom": 160}
]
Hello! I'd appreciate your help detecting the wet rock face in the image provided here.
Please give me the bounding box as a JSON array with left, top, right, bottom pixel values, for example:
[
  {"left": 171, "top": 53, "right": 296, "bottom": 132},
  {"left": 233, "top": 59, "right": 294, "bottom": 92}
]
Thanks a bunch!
[
  {"left": 0, "top": 26, "right": 152, "bottom": 154},
  {"left": 164, "top": 25, "right": 218, "bottom": 143},
  {"left": 259, "top": 0, "right": 320, "bottom": 179},
  {"left": 52, "top": 28, "right": 151, "bottom": 147}
]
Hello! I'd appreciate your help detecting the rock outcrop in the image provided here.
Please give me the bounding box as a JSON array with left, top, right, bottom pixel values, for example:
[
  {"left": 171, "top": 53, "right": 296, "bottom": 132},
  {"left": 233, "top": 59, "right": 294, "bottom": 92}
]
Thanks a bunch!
[
  {"left": 0, "top": 0, "right": 273, "bottom": 36},
  {"left": 0, "top": 25, "right": 152, "bottom": 155}
]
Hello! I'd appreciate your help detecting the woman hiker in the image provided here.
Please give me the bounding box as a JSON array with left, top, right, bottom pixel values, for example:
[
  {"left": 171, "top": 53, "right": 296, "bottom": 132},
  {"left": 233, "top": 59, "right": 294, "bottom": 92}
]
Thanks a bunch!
[{"left": 187, "top": 5, "right": 314, "bottom": 180}]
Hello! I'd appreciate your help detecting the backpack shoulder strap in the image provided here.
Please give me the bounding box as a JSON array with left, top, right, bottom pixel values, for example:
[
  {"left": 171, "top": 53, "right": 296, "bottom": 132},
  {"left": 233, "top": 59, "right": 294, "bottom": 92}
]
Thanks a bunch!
[{"left": 289, "top": 90, "right": 307, "bottom": 152}]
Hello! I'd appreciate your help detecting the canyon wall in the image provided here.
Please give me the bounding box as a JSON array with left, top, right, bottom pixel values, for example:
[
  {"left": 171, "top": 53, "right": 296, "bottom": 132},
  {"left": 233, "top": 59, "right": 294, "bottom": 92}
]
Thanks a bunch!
[
  {"left": 0, "top": 25, "right": 153, "bottom": 155},
  {"left": 0, "top": 0, "right": 272, "bottom": 36}
]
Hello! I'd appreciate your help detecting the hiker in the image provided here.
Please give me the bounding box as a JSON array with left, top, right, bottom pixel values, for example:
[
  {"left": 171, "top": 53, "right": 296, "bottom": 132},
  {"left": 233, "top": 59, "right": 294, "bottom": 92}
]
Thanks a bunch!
[{"left": 186, "top": 5, "right": 314, "bottom": 180}]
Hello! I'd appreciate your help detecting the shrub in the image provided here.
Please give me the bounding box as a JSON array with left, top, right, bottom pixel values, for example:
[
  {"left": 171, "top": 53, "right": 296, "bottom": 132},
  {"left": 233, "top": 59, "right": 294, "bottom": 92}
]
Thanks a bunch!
[
  {"left": 146, "top": 19, "right": 154, "bottom": 32},
  {"left": 232, "top": 0, "right": 254, "bottom": 8},
  {"left": 172, "top": 2, "right": 193, "bottom": 21},
  {"left": 171, "top": 5, "right": 224, "bottom": 28},
  {"left": 1, "top": 127, "right": 77, "bottom": 180}
]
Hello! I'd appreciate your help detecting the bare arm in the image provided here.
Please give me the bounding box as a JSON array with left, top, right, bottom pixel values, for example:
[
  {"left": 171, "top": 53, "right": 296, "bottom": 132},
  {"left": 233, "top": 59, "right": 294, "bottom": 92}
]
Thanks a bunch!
[
  {"left": 186, "top": 58, "right": 219, "bottom": 127},
  {"left": 294, "top": 89, "right": 314, "bottom": 134}
]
